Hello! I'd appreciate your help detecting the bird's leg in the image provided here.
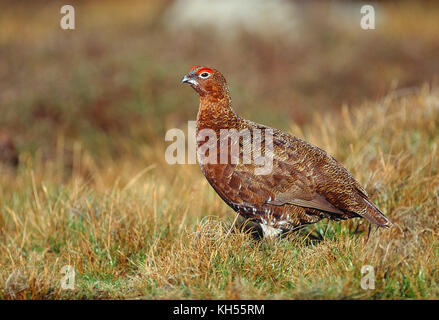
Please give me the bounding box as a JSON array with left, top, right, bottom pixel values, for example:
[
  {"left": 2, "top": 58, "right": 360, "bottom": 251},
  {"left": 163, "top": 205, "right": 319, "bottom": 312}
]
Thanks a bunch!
[{"left": 260, "top": 224, "right": 282, "bottom": 240}]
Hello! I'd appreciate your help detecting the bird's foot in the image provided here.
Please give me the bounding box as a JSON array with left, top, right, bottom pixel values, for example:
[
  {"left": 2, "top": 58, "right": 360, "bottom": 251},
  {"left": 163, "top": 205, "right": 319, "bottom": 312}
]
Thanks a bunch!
[{"left": 260, "top": 224, "right": 282, "bottom": 241}]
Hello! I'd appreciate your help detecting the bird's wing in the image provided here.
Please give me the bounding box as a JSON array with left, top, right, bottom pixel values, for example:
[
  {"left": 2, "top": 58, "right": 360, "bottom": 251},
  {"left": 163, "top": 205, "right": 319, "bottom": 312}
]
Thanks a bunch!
[
  {"left": 211, "top": 120, "right": 389, "bottom": 226},
  {"left": 267, "top": 189, "right": 344, "bottom": 215},
  {"left": 225, "top": 124, "right": 363, "bottom": 217},
  {"left": 229, "top": 157, "right": 345, "bottom": 217}
]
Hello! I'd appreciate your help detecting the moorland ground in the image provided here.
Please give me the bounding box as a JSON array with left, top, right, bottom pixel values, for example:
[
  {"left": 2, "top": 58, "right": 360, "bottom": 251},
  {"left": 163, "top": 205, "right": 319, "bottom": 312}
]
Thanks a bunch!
[{"left": 0, "top": 1, "right": 438, "bottom": 299}]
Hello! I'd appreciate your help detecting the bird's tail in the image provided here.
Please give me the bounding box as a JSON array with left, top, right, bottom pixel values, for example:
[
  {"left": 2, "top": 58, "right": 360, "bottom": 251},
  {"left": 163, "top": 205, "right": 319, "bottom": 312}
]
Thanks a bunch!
[{"left": 361, "top": 198, "right": 392, "bottom": 228}]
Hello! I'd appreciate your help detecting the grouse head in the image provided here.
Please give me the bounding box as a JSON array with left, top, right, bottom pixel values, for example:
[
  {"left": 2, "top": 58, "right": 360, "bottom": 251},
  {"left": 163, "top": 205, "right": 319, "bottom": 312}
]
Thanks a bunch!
[{"left": 181, "top": 66, "right": 229, "bottom": 101}]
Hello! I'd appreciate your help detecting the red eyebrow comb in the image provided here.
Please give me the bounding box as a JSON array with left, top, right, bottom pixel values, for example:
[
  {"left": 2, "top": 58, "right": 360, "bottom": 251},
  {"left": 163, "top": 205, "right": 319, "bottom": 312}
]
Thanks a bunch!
[
  {"left": 190, "top": 65, "right": 200, "bottom": 72},
  {"left": 196, "top": 67, "right": 214, "bottom": 74}
]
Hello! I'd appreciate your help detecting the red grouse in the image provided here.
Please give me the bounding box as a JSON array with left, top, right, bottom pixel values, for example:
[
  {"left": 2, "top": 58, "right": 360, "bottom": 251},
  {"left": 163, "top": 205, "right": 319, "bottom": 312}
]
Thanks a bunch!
[{"left": 181, "top": 66, "right": 391, "bottom": 239}]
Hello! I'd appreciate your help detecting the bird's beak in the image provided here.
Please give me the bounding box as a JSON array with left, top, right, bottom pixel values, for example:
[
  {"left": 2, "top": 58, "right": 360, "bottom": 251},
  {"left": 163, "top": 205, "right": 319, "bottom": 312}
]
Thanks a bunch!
[{"left": 180, "top": 72, "right": 198, "bottom": 86}]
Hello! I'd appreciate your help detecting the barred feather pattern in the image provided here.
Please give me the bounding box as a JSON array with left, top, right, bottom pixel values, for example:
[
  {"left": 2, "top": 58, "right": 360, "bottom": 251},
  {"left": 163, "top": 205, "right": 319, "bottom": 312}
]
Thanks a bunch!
[{"left": 182, "top": 66, "right": 391, "bottom": 237}]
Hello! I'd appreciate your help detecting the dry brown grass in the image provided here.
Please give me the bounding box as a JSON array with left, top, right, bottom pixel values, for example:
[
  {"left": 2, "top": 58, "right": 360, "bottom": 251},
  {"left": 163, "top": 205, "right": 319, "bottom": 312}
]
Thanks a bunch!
[
  {"left": 1, "top": 85, "right": 438, "bottom": 299},
  {"left": 1, "top": 0, "right": 438, "bottom": 299}
]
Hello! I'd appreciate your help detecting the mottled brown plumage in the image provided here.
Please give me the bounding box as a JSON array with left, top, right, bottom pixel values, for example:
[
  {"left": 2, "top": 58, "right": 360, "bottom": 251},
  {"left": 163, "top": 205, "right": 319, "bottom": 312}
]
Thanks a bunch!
[{"left": 181, "top": 66, "right": 391, "bottom": 238}]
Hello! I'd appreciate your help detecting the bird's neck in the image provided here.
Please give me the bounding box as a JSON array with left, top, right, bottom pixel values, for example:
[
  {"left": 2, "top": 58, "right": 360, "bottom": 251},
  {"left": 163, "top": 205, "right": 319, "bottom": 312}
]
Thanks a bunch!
[{"left": 197, "top": 94, "right": 238, "bottom": 131}]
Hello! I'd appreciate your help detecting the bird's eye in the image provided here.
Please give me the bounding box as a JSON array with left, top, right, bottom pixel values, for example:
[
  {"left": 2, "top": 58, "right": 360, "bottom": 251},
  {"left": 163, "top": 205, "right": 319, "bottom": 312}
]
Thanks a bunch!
[{"left": 199, "top": 72, "right": 210, "bottom": 79}]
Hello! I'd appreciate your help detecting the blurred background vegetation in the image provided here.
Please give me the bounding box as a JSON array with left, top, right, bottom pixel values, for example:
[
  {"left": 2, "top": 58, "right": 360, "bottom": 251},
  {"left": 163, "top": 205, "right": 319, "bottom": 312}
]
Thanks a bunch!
[
  {"left": 0, "top": 0, "right": 438, "bottom": 172},
  {"left": 1, "top": 0, "right": 439, "bottom": 299}
]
